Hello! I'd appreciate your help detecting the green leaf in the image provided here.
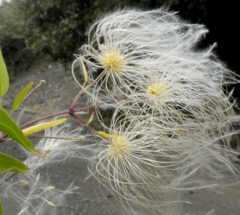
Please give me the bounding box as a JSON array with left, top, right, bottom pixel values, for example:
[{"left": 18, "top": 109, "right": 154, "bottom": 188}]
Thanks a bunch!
[
  {"left": 0, "top": 152, "right": 30, "bottom": 174},
  {"left": 0, "top": 198, "right": 3, "bottom": 215},
  {"left": 0, "top": 48, "right": 9, "bottom": 98},
  {"left": 12, "top": 80, "right": 34, "bottom": 111},
  {"left": 0, "top": 105, "right": 40, "bottom": 155}
]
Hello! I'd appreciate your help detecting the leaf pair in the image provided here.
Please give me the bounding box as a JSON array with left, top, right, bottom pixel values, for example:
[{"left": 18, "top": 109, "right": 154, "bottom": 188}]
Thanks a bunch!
[
  {"left": 0, "top": 105, "right": 40, "bottom": 154},
  {"left": 0, "top": 47, "right": 67, "bottom": 215},
  {"left": 0, "top": 104, "right": 68, "bottom": 173},
  {"left": 0, "top": 49, "right": 38, "bottom": 176}
]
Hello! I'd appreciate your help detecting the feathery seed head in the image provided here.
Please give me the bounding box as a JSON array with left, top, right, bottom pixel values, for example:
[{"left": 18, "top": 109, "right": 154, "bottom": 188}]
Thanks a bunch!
[
  {"left": 91, "top": 122, "right": 182, "bottom": 215},
  {"left": 147, "top": 83, "right": 168, "bottom": 99},
  {"left": 69, "top": 8, "right": 240, "bottom": 215},
  {"left": 101, "top": 51, "right": 125, "bottom": 74},
  {"left": 108, "top": 135, "right": 131, "bottom": 157}
]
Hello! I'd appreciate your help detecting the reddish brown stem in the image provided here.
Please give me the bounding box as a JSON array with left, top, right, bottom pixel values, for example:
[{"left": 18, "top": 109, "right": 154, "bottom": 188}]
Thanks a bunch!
[
  {"left": 24, "top": 80, "right": 44, "bottom": 100},
  {"left": 69, "top": 112, "right": 97, "bottom": 133},
  {"left": 20, "top": 110, "right": 69, "bottom": 130},
  {"left": 70, "top": 70, "right": 106, "bottom": 111},
  {"left": 1, "top": 96, "right": 140, "bottom": 142}
]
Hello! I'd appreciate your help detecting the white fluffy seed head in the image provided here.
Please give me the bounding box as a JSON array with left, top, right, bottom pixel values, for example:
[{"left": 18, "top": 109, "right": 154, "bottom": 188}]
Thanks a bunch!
[
  {"left": 71, "top": 8, "right": 240, "bottom": 215},
  {"left": 101, "top": 51, "right": 125, "bottom": 74},
  {"left": 107, "top": 135, "right": 131, "bottom": 157},
  {"left": 147, "top": 82, "right": 168, "bottom": 99}
]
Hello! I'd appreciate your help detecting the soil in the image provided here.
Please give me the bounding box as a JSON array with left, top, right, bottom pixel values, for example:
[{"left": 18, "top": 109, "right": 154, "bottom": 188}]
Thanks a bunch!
[{"left": 0, "top": 59, "right": 240, "bottom": 215}]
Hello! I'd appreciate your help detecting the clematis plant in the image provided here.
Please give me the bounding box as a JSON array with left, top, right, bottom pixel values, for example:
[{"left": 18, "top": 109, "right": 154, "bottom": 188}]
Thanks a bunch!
[{"left": 1, "top": 8, "right": 240, "bottom": 215}]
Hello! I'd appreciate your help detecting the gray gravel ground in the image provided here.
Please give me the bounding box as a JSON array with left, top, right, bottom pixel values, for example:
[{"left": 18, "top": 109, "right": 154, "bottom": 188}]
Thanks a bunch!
[{"left": 1, "top": 59, "right": 240, "bottom": 215}]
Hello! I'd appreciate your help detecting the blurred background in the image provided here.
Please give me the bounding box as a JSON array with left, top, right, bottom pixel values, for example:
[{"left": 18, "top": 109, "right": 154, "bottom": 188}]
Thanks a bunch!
[{"left": 0, "top": 0, "right": 239, "bottom": 96}]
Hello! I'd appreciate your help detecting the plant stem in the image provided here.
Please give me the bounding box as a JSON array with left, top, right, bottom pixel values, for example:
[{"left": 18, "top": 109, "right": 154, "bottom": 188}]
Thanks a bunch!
[
  {"left": 69, "top": 112, "right": 97, "bottom": 133},
  {"left": 70, "top": 69, "right": 106, "bottom": 111}
]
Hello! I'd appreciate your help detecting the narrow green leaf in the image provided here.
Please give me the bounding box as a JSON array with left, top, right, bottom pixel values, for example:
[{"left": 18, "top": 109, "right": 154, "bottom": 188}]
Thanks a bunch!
[
  {"left": 0, "top": 152, "right": 29, "bottom": 174},
  {"left": 0, "top": 48, "right": 9, "bottom": 98},
  {"left": 0, "top": 105, "right": 40, "bottom": 155},
  {"left": 12, "top": 80, "right": 34, "bottom": 111},
  {"left": 0, "top": 198, "right": 3, "bottom": 215}
]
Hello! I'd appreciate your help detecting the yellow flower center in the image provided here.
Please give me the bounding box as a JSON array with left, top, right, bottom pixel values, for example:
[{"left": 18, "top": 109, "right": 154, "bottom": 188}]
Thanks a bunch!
[
  {"left": 102, "top": 51, "right": 124, "bottom": 74},
  {"left": 147, "top": 83, "right": 168, "bottom": 99},
  {"left": 108, "top": 135, "right": 131, "bottom": 157}
]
